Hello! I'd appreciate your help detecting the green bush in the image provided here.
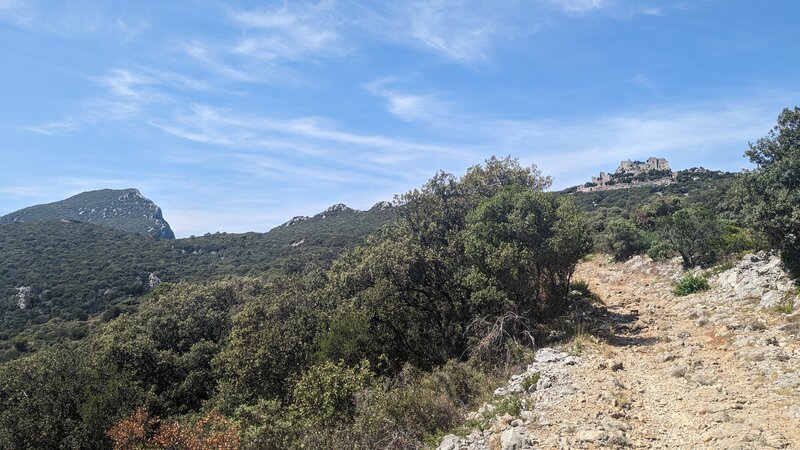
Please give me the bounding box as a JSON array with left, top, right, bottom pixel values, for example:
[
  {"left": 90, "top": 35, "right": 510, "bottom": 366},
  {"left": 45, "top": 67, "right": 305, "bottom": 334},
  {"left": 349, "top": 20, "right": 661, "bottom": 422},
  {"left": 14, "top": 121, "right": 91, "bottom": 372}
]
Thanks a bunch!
[
  {"left": 646, "top": 239, "right": 674, "bottom": 261},
  {"left": 569, "top": 280, "right": 590, "bottom": 297},
  {"left": 298, "top": 360, "right": 496, "bottom": 449},
  {"left": 600, "top": 218, "right": 648, "bottom": 261},
  {"left": 521, "top": 372, "right": 540, "bottom": 392},
  {"left": 235, "top": 399, "right": 295, "bottom": 450},
  {"left": 739, "top": 107, "right": 800, "bottom": 278},
  {"left": 290, "top": 360, "right": 374, "bottom": 427},
  {"left": 658, "top": 207, "right": 724, "bottom": 268},
  {"left": 672, "top": 272, "right": 710, "bottom": 296}
]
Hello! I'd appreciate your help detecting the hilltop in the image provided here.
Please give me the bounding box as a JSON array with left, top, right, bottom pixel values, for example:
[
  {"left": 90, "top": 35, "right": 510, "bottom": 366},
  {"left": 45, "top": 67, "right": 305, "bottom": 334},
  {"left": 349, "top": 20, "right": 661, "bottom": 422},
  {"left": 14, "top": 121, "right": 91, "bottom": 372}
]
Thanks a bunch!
[
  {"left": 0, "top": 188, "right": 175, "bottom": 239},
  {"left": 578, "top": 157, "right": 675, "bottom": 192}
]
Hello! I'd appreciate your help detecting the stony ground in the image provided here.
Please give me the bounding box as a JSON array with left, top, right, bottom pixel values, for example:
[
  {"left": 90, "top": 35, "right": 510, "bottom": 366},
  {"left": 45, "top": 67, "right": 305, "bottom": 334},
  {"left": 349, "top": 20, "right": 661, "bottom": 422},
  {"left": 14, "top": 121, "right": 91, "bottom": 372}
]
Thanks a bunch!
[{"left": 438, "top": 254, "right": 800, "bottom": 449}]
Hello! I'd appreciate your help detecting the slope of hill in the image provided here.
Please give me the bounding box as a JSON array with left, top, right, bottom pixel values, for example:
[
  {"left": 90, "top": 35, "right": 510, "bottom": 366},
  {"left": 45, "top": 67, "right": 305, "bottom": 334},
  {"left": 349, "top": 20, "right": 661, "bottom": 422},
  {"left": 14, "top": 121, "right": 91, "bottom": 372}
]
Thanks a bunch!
[
  {"left": 564, "top": 169, "right": 740, "bottom": 222},
  {"left": 0, "top": 202, "right": 396, "bottom": 361},
  {"left": 0, "top": 188, "right": 175, "bottom": 239}
]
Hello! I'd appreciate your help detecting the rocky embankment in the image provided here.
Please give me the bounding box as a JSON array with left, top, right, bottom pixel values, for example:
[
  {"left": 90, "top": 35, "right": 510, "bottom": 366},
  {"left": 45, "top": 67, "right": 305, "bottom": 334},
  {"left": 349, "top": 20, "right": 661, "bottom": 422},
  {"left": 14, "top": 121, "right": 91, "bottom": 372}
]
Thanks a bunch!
[{"left": 437, "top": 252, "right": 799, "bottom": 449}]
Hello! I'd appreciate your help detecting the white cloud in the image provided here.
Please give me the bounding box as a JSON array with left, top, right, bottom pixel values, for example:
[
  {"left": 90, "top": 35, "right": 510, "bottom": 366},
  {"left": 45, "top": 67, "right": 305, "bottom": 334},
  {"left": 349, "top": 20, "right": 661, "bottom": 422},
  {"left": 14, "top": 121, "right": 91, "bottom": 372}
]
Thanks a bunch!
[
  {"left": 229, "top": 1, "right": 350, "bottom": 61},
  {"left": 0, "top": 1, "right": 149, "bottom": 40},
  {"left": 97, "top": 69, "right": 154, "bottom": 98},
  {"left": 181, "top": 2, "right": 352, "bottom": 84},
  {"left": 545, "top": 0, "right": 607, "bottom": 13},
  {"left": 365, "top": 78, "right": 453, "bottom": 122},
  {"left": 402, "top": 0, "right": 498, "bottom": 63},
  {"left": 152, "top": 104, "right": 465, "bottom": 158},
  {"left": 25, "top": 121, "right": 80, "bottom": 135},
  {"left": 184, "top": 41, "right": 259, "bottom": 82}
]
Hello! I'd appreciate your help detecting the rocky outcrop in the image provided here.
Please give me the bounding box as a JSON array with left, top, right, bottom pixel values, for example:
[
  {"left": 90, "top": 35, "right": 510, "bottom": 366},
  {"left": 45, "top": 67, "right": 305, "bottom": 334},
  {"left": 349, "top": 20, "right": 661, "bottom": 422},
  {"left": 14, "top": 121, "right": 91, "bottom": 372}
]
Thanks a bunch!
[
  {"left": 323, "top": 203, "right": 352, "bottom": 214},
  {"left": 148, "top": 273, "right": 161, "bottom": 289},
  {"left": 16, "top": 286, "right": 31, "bottom": 309},
  {"left": 371, "top": 201, "right": 393, "bottom": 210},
  {"left": 281, "top": 216, "right": 309, "bottom": 227},
  {"left": 710, "top": 251, "right": 797, "bottom": 309},
  {"left": 437, "top": 348, "right": 583, "bottom": 450}
]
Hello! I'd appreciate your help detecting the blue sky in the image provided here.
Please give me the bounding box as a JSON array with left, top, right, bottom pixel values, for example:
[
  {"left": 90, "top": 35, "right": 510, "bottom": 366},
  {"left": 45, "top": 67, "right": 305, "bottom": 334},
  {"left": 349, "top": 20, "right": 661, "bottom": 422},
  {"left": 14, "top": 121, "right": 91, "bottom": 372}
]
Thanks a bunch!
[{"left": 1, "top": 0, "right": 798, "bottom": 237}]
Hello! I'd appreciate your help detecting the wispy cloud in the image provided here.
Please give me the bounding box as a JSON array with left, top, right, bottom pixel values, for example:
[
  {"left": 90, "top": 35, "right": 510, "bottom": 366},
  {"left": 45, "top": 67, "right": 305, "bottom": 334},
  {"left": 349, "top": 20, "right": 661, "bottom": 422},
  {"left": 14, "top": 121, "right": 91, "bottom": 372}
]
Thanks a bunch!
[
  {"left": 0, "top": 1, "right": 147, "bottom": 40},
  {"left": 367, "top": 0, "right": 535, "bottom": 64},
  {"left": 365, "top": 78, "right": 452, "bottom": 122},
  {"left": 116, "top": 17, "right": 148, "bottom": 43},
  {"left": 25, "top": 120, "right": 80, "bottom": 136},
  {"left": 181, "top": 1, "right": 352, "bottom": 84},
  {"left": 26, "top": 66, "right": 216, "bottom": 131},
  {"left": 150, "top": 104, "right": 467, "bottom": 161},
  {"left": 544, "top": 0, "right": 607, "bottom": 14},
  {"left": 400, "top": 0, "right": 500, "bottom": 63},
  {"left": 229, "top": 1, "right": 350, "bottom": 61}
]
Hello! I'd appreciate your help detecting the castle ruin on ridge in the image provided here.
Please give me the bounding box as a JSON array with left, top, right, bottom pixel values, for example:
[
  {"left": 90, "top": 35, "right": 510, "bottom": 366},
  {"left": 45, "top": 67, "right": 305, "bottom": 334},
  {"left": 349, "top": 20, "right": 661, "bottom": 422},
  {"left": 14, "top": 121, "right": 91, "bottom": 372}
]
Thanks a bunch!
[{"left": 579, "top": 157, "right": 674, "bottom": 192}]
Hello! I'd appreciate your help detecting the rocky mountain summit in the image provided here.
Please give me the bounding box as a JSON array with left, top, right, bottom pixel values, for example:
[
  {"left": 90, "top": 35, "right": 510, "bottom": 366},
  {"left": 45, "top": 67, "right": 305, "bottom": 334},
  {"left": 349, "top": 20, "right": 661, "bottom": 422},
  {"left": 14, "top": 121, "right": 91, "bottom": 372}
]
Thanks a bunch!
[
  {"left": 0, "top": 188, "right": 174, "bottom": 239},
  {"left": 280, "top": 201, "right": 393, "bottom": 227},
  {"left": 437, "top": 253, "right": 799, "bottom": 449}
]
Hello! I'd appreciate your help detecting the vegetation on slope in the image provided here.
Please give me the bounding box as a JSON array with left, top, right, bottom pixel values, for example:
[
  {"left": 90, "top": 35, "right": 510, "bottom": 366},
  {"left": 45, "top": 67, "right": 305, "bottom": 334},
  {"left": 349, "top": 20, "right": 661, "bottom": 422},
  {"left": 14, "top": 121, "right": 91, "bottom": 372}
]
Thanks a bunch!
[
  {"left": 0, "top": 205, "right": 395, "bottom": 362},
  {"left": 0, "top": 156, "right": 593, "bottom": 449},
  {"left": 0, "top": 188, "right": 175, "bottom": 239}
]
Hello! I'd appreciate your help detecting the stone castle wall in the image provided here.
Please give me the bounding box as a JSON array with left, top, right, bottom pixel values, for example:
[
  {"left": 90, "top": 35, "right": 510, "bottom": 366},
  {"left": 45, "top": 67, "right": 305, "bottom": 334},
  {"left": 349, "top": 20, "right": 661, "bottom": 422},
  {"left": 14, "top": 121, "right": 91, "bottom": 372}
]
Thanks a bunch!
[{"left": 578, "top": 157, "right": 673, "bottom": 192}]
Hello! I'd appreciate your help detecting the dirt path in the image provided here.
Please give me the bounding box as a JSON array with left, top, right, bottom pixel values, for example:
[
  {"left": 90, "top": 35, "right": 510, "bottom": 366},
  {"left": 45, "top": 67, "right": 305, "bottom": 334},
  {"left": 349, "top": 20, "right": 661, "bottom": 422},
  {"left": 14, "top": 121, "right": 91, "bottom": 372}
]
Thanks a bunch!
[
  {"left": 550, "top": 256, "right": 800, "bottom": 449},
  {"left": 438, "top": 255, "right": 800, "bottom": 449}
]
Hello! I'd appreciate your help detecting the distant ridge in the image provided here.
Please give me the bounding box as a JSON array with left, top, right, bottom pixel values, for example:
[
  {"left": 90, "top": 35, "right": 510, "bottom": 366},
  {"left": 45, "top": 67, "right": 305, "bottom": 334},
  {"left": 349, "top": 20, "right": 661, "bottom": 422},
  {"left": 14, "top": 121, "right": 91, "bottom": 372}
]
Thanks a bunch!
[
  {"left": 279, "top": 201, "right": 393, "bottom": 228},
  {"left": 0, "top": 188, "right": 175, "bottom": 239}
]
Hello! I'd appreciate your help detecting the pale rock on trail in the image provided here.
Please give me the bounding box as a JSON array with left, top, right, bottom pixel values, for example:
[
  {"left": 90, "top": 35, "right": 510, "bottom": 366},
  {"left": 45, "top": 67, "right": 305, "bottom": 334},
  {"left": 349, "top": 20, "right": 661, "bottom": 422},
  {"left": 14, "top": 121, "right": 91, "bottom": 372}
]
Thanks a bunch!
[{"left": 438, "top": 253, "right": 800, "bottom": 449}]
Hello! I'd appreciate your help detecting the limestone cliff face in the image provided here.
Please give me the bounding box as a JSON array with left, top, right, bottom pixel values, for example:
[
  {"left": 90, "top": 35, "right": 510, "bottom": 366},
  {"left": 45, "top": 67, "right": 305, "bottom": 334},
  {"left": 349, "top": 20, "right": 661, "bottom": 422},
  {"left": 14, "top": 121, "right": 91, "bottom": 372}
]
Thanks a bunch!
[{"left": 0, "top": 188, "right": 175, "bottom": 239}]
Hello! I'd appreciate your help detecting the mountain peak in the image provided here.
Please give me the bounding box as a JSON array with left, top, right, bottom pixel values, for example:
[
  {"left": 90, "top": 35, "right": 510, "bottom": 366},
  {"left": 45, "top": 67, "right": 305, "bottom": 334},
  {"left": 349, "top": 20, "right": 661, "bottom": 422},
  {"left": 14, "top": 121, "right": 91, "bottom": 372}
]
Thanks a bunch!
[
  {"left": 0, "top": 188, "right": 175, "bottom": 239},
  {"left": 282, "top": 215, "right": 309, "bottom": 227},
  {"left": 371, "top": 201, "right": 393, "bottom": 211},
  {"left": 323, "top": 203, "right": 353, "bottom": 213}
]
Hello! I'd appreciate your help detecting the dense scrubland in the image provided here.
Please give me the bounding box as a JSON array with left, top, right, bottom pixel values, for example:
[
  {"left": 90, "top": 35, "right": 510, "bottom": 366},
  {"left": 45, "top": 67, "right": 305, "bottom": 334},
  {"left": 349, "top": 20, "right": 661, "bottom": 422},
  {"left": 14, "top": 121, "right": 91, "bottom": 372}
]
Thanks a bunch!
[{"left": 0, "top": 107, "right": 798, "bottom": 449}]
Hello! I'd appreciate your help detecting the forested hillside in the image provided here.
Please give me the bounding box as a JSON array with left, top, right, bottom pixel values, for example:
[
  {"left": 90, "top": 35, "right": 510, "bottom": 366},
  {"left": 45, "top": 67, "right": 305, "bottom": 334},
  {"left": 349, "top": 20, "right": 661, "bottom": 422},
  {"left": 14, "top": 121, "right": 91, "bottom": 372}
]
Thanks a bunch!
[
  {"left": 0, "top": 204, "right": 396, "bottom": 362},
  {"left": 0, "top": 157, "right": 595, "bottom": 449}
]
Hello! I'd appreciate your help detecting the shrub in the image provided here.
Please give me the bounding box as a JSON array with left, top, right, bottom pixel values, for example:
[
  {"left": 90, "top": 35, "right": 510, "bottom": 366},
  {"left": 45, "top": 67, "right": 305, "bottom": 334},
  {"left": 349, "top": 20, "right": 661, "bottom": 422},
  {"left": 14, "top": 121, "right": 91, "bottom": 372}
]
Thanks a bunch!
[
  {"left": 646, "top": 239, "right": 674, "bottom": 261},
  {"left": 297, "top": 360, "right": 496, "bottom": 449},
  {"left": 521, "top": 372, "right": 540, "bottom": 392},
  {"left": 290, "top": 360, "right": 374, "bottom": 428},
  {"left": 659, "top": 207, "right": 723, "bottom": 268},
  {"left": 569, "top": 280, "right": 591, "bottom": 298},
  {"left": 672, "top": 272, "right": 709, "bottom": 296},
  {"left": 600, "top": 218, "right": 647, "bottom": 261},
  {"left": 106, "top": 408, "right": 240, "bottom": 450},
  {"left": 235, "top": 400, "right": 294, "bottom": 450}
]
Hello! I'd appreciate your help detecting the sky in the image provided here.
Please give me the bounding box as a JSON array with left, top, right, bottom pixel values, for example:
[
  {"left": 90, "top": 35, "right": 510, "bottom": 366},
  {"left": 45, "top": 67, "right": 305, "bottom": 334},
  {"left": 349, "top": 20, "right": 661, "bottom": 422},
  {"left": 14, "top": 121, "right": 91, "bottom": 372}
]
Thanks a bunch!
[{"left": 1, "top": 0, "right": 799, "bottom": 237}]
